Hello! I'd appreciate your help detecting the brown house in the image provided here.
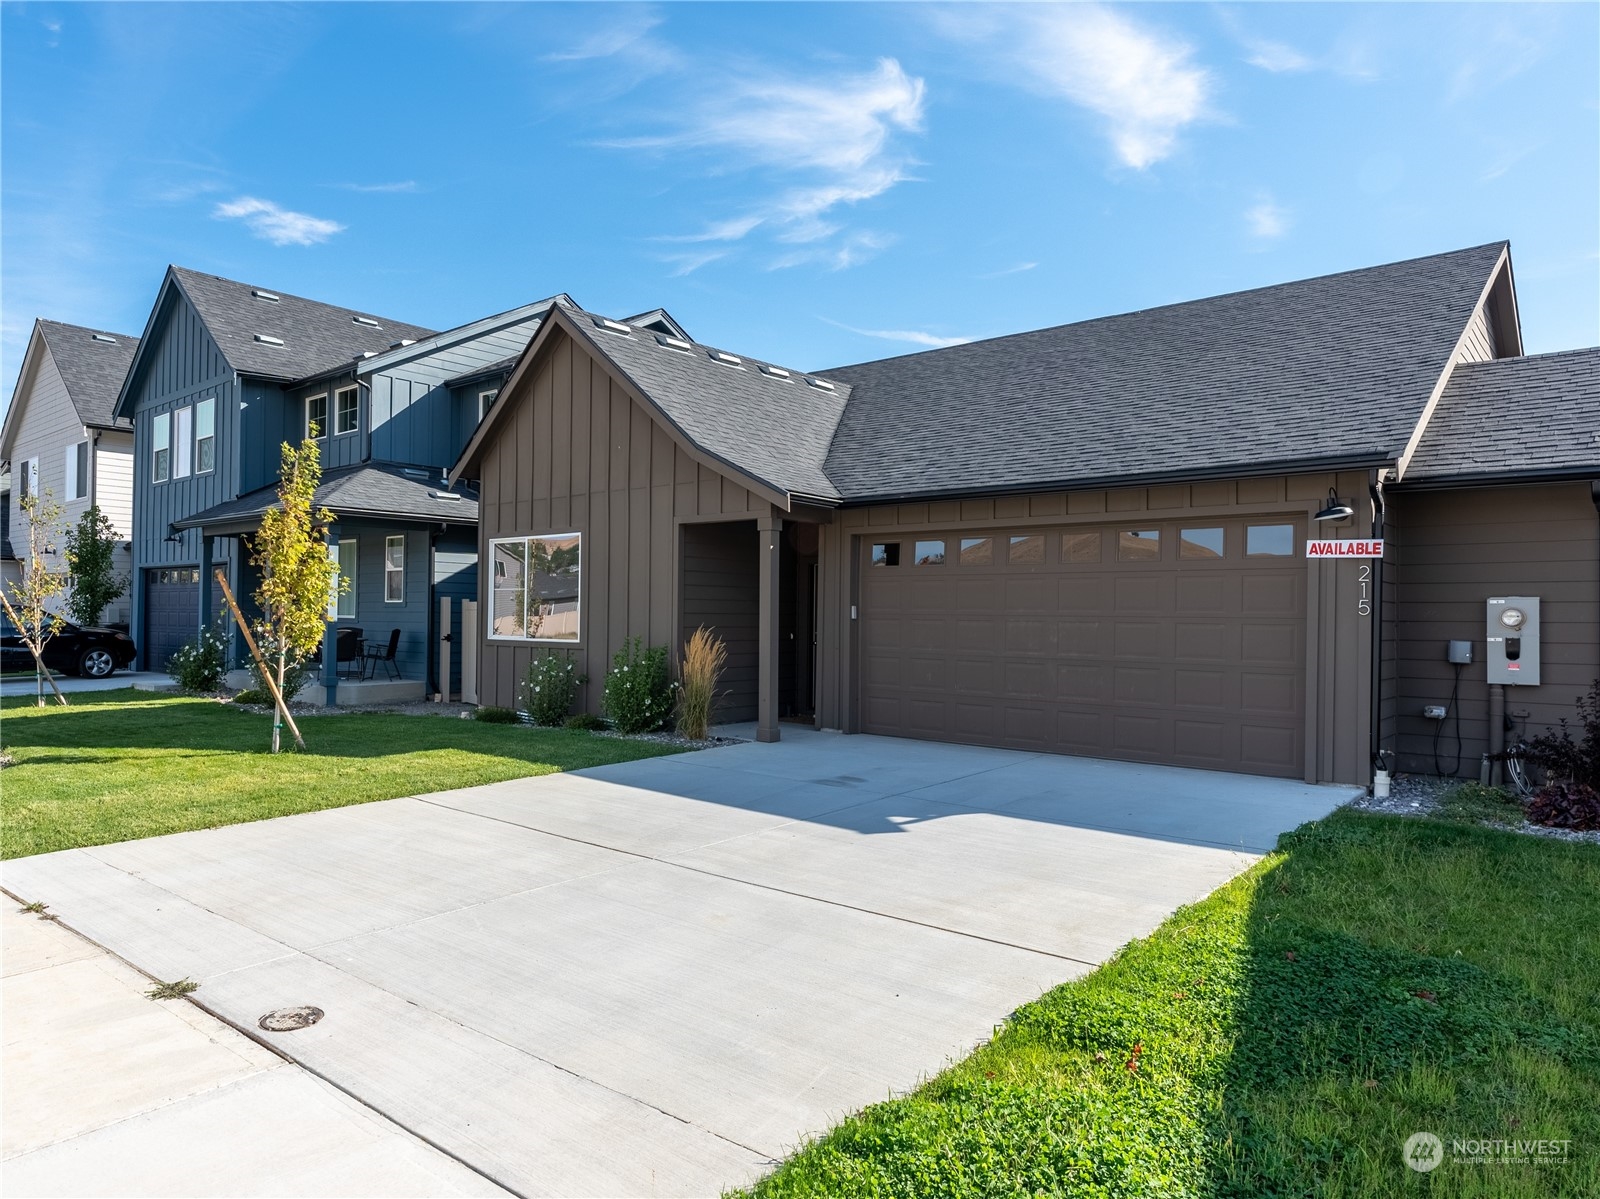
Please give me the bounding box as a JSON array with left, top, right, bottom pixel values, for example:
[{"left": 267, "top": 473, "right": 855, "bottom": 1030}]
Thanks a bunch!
[{"left": 452, "top": 243, "right": 1599, "bottom": 787}]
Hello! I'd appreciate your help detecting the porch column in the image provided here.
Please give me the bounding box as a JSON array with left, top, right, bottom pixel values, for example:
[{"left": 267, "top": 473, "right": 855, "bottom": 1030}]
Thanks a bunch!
[
  {"left": 757, "top": 510, "right": 782, "bottom": 743},
  {"left": 197, "top": 535, "right": 213, "bottom": 630},
  {"left": 322, "top": 523, "right": 340, "bottom": 707}
]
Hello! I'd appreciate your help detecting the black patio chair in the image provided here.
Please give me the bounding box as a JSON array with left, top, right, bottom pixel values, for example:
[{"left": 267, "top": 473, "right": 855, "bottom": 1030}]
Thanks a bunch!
[
  {"left": 363, "top": 628, "right": 401, "bottom": 680},
  {"left": 335, "top": 626, "right": 365, "bottom": 679}
]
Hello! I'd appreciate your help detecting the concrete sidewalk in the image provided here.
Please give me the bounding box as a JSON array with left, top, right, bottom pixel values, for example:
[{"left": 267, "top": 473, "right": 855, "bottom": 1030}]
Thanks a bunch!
[
  {"left": 0, "top": 671, "right": 166, "bottom": 699},
  {"left": 0, "top": 904, "right": 506, "bottom": 1198}
]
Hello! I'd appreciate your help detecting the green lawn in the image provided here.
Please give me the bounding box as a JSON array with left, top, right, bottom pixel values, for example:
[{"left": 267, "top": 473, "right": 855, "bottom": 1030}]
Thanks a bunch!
[
  {"left": 0, "top": 689, "right": 685, "bottom": 859},
  {"left": 742, "top": 813, "right": 1599, "bottom": 1198}
]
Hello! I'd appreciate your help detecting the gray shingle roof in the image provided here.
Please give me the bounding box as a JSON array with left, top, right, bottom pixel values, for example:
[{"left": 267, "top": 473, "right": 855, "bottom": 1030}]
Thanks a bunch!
[
  {"left": 170, "top": 266, "right": 437, "bottom": 382},
  {"left": 570, "top": 311, "right": 849, "bottom": 503},
  {"left": 1405, "top": 348, "right": 1600, "bottom": 483},
  {"left": 35, "top": 320, "right": 139, "bottom": 429},
  {"left": 173, "top": 462, "right": 478, "bottom": 531},
  {"left": 817, "top": 243, "right": 1510, "bottom": 502},
  {"left": 444, "top": 356, "right": 520, "bottom": 388}
]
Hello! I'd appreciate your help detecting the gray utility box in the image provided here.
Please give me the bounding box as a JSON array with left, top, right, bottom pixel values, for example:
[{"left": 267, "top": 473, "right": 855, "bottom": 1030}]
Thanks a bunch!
[{"left": 1486, "top": 596, "right": 1541, "bottom": 686}]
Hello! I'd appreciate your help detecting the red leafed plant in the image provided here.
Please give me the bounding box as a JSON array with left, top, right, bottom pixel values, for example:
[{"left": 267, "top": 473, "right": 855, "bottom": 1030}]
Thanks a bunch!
[{"left": 1526, "top": 780, "right": 1600, "bottom": 832}]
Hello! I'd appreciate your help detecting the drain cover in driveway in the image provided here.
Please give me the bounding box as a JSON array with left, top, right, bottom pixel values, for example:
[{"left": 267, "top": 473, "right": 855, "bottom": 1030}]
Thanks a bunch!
[{"left": 258, "top": 1006, "right": 324, "bottom": 1032}]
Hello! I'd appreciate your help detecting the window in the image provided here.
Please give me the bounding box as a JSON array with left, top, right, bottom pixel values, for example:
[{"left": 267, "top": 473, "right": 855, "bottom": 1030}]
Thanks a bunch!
[
  {"left": 913, "top": 539, "right": 946, "bottom": 565},
  {"left": 306, "top": 394, "right": 328, "bottom": 440},
  {"left": 959, "top": 536, "right": 993, "bottom": 565},
  {"left": 173, "top": 405, "right": 193, "bottom": 479},
  {"left": 1009, "top": 534, "right": 1045, "bottom": 564},
  {"left": 1060, "top": 531, "right": 1100, "bottom": 562},
  {"left": 335, "top": 386, "right": 359, "bottom": 436},
  {"left": 196, "top": 398, "right": 215, "bottom": 473},
  {"left": 1118, "top": 529, "right": 1161, "bottom": 561},
  {"left": 65, "top": 442, "right": 88, "bottom": 500},
  {"left": 152, "top": 413, "right": 170, "bottom": 482},
  {"left": 1180, "top": 527, "right": 1225, "bottom": 560},
  {"left": 1247, "top": 524, "right": 1296, "bottom": 557},
  {"left": 870, "top": 542, "right": 900, "bottom": 567},
  {"left": 328, "top": 539, "right": 358, "bottom": 619},
  {"left": 478, "top": 390, "right": 498, "bottom": 422},
  {"left": 490, "top": 533, "right": 581, "bottom": 641},
  {"left": 384, "top": 535, "right": 405, "bottom": 603},
  {"left": 19, "top": 457, "right": 38, "bottom": 498}
]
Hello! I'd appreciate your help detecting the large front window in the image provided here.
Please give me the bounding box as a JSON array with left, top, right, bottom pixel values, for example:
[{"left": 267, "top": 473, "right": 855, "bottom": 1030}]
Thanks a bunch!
[
  {"left": 196, "top": 397, "right": 215, "bottom": 473},
  {"left": 490, "top": 533, "right": 581, "bottom": 642},
  {"left": 328, "top": 539, "right": 358, "bottom": 619},
  {"left": 384, "top": 535, "right": 405, "bottom": 603},
  {"left": 152, "top": 413, "right": 170, "bottom": 482}
]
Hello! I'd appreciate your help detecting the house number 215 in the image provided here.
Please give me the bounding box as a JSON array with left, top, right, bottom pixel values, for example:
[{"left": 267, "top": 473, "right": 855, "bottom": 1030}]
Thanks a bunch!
[{"left": 1357, "top": 565, "right": 1371, "bottom": 617}]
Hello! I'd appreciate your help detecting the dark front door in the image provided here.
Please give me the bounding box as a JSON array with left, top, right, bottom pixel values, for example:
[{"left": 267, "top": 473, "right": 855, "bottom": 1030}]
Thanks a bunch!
[{"left": 144, "top": 567, "right": 201, "bottom": 672}]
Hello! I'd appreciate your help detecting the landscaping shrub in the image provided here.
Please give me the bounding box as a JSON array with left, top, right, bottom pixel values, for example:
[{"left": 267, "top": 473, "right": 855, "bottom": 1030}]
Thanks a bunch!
[
  {"left": 473, "top": 705, "right": 521, "bottom": 724},
  {"left": 601, "top": 637, "right": 674, "bottom": 734},
  {"left": 167, "top": 626, "right": 229, "bottom": 692},
  {"left": 1527, "top": 780, "right": 1600, "bottom": 831},
  {"left": 232, "top": 688, "right": 269, "bottom": 706},
  {"left": 524, "top": 653, "right": 586, "bottom": 726},
  {"left": 676, "top": 626, "right": 727, "bottom": 740},
  {"left": 564, "top": 712, "right": 607, "bottom": 731},
  {"left": 1527, "top": 677, "right": 1600, "bottom": 789}
]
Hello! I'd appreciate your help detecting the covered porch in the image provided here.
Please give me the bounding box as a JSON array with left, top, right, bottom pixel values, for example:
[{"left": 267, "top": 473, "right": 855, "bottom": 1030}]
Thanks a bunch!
[{"left": 173, "top": 463, "right": 480, "bottom": 707}]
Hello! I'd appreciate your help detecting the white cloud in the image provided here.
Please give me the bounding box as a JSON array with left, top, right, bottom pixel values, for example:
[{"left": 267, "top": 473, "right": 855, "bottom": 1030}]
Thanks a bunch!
[
  {"left": 1244, "top": 38, "right": 1311, "bottom": 73},
  {"left": 821, "top": 317, "right": 972, "bottom": 349},
  {"left": 617, "top": 57, "right": 924, "bottom": 269},
  {"left": 333, "top": 180, "right": 418, "bottom": 194},
  {"left": 213, "top": 196, "right": 344, "bottom": 246},
  {"left": 980, "top": 261, "right": 1039, "bottom": 279},
  {"left": 934, "top": 5, "right": 1209, "bottom": 169},
  {"left": 1245, "top": 195, "right": 1289, "bottom": 240},
  {"left": 661, "top": 248, "right": 727, "bottom": 276}
]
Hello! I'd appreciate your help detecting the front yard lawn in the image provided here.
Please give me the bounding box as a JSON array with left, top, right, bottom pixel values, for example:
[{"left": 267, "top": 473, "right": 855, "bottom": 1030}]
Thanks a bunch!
[
  {"left": 744, "top": 812, "right": 1599, "bottom": 1198},
  {"left": 1, "top": 689, "right": 684, "bottom": 859}
]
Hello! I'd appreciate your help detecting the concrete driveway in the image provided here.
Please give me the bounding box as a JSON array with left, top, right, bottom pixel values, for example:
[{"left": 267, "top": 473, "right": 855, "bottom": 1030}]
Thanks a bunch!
[
  {"left": 1, "top": 728, "right": 1356, "bottom": 1197},
  {"left": 0, "top": 671, "right": 166, "bottom": 699}
]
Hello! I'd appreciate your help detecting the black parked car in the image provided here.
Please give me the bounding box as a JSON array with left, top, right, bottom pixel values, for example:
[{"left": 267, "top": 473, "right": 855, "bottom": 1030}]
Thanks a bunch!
[{"left": 0, "top": 613, "right": 137, "bottom": 678}]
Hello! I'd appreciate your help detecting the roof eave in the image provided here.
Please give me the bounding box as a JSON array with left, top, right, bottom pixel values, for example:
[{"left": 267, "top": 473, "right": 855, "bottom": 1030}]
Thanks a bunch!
[{"left": 1390, "top": 467, "right": 1600, "bottom": 492}]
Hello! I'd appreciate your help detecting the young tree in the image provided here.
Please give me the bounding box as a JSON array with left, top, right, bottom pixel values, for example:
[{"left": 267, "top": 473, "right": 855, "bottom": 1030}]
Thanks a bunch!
[
  {"left": 63, "top": 504, "right": 127, "bottom": 627},
  {"left": 250, "top": 439, "right": 341, "bottom": 752},
  {"left": 1, "top": 492, "right": 70, "bottom": 706}
]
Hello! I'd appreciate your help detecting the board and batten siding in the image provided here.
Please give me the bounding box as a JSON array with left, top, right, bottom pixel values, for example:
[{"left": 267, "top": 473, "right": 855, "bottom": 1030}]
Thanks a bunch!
[
  {"left": 1391, "top": 482, "right": 1600, "bottom": 777},
  {"left": 475, "top": 327, "right": 766, "bottom": 714},
  {"left": 818, "top": 470, "right": 1382, "bottom": 785},
  {"left": 285, "top": 371, "right": 363, "bottom": 472}
]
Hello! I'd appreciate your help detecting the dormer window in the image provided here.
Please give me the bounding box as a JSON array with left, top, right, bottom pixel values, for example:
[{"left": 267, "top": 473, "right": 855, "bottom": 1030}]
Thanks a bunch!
[{"left": 306, "top": 393, "right": 328, "bottom": 440}]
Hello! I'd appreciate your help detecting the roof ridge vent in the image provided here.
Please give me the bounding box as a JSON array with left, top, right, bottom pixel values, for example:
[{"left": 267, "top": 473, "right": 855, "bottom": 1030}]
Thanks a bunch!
[
  {"left": 804, "top": 376, "right": 836, "bottom": 391},
  {"left": 252, "top": 290, "right": 280, "bottom": 303},
  {"left": 711, "top": 350, "right": 743, "bottom": 368},
  {"left": 355, "top": 351, "right": 377, "bottom": 360},
  {"left": 91, "top": 333, "right": 118, "bottom": 344},
  {"left": 757, "top": 364, "right": 791, "bottom": 380},
  {"left": 593, "top": 316, "right": 633, "bottom": 336},
  {"left": 389, "top": 339, "right": 416, "bottom": 349},
  {"left": 254, "top": 334, "right": 285, "bottom": 346},
  {"left": 352, "top": 316, "right": 381, "bottom": 328},
  {"left": 656, "top": 334, "right": 692, "bottom": 353}
]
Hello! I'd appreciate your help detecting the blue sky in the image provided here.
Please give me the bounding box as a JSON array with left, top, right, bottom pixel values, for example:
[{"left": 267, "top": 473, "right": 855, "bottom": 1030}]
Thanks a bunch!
[{"left": 3, "top": 2, "right": 1596, "bottom": 408}]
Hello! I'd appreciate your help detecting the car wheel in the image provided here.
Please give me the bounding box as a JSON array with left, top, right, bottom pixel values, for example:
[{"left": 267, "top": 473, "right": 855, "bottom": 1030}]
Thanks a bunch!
[{"left": 78, "top": 647, "right": 117, "bottom": 678}]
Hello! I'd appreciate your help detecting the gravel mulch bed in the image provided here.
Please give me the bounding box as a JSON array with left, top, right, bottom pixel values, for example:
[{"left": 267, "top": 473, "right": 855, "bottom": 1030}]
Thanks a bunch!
[
  {"left": 1346, "top": 773, "right": 1600, "bottom": 846},
  {"left": 595, "top": 729, "right": 746, "bottom": 749}
]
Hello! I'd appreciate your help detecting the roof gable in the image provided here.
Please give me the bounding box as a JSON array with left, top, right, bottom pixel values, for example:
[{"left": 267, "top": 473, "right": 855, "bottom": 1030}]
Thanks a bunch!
[
  {"left": 818, "top": 242, "right": 1513, "bottom": 502},
  {"left": 35, "top": 320, "right": 139, "bottom": 430}
]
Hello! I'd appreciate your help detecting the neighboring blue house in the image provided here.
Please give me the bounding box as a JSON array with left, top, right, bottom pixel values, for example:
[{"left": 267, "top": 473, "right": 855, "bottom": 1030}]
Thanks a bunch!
[{"left": 112, "top": 265, "right": 605, "bottom": 702}]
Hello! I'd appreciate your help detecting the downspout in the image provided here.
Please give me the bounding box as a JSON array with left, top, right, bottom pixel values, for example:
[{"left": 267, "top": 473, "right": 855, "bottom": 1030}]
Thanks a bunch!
[{"left": 1369, "top": 471, "right": 1389, "bottom": 786}]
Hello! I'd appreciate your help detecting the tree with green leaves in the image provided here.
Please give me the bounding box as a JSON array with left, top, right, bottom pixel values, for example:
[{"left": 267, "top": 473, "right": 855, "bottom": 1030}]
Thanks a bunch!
[
  {"left": 1, "top": 491, "right": 70, "bottom": 706},
  {"left": 63, "top": 504, "right": 127, "bottom": 627},
  {"left": 250, "top": 439, "right": 342, "bottom": 752}
]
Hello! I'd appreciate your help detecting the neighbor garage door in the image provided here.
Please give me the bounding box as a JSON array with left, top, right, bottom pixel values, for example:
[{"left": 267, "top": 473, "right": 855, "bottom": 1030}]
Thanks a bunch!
[
  {"left": 859, "top": 518, "right": 1307, "bottom": 777},
  {"left": 143, "top": 567, "right": 201, "bottom": 671}
]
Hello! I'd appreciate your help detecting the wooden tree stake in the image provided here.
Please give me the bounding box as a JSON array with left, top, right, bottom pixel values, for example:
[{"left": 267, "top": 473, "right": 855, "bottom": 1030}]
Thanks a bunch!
[{"left": 214, "top": 569, "right": 306, "bottom": 751}]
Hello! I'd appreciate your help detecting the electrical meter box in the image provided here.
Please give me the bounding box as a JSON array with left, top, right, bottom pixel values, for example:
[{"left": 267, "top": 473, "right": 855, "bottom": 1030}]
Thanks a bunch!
[{"left": 1486, "top": 596, "right": 1540, "bottom": 686}]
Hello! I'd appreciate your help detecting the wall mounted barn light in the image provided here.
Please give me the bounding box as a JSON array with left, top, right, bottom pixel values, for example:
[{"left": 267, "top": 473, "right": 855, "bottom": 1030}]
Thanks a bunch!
[{"left": 1314, "top": 488, "right": 1355, "bottom": 522}]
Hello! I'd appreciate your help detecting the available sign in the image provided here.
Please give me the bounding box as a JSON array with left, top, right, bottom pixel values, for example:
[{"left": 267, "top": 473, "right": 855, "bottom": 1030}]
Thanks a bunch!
[{"left": 1305, "top": 539, "right": 1384, "bottom": 558}]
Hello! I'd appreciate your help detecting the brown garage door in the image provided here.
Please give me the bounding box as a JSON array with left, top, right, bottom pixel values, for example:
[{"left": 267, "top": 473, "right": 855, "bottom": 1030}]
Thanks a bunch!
[{"left": 859, "top": 518, "right": 1307, "bottom": 777}]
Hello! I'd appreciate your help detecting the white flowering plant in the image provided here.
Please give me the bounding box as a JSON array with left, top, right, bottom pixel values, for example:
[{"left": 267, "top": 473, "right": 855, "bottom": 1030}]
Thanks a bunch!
[
  {"left": 167, "top": 623, "right": 231, "bottom": 693},
  {"left": 525, "top": 653, "right": 586, "bottom": 727},
  {"left": 602, "top": 637, "right": 675, "bottom": 734}
]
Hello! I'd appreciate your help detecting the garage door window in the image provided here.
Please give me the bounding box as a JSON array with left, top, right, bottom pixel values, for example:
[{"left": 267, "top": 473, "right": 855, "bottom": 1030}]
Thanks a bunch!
[
  {"left": 871, "top": 543, "right": 901, "bottom": 567},
  {"left": 1060, "top": 531, "right": 1100, "bottom": 562},
  {"left": 1008, "top": 534, "right": 1045, "bottom": 564},
  {"left": 1247, "top": 524, "right": 1296, "bottom": 557},
  {"left": 913, "top": 540, "right": 946, "bottom": 565},
  {"left": 1180, "top": 527, "right": 1225, "bottom": 559},
  {"left": 1118, "top": 529, "right": 1161, "bottom": 561},
  {"left": 959, "top": 537, "right": 993, "bottom": 565}
]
